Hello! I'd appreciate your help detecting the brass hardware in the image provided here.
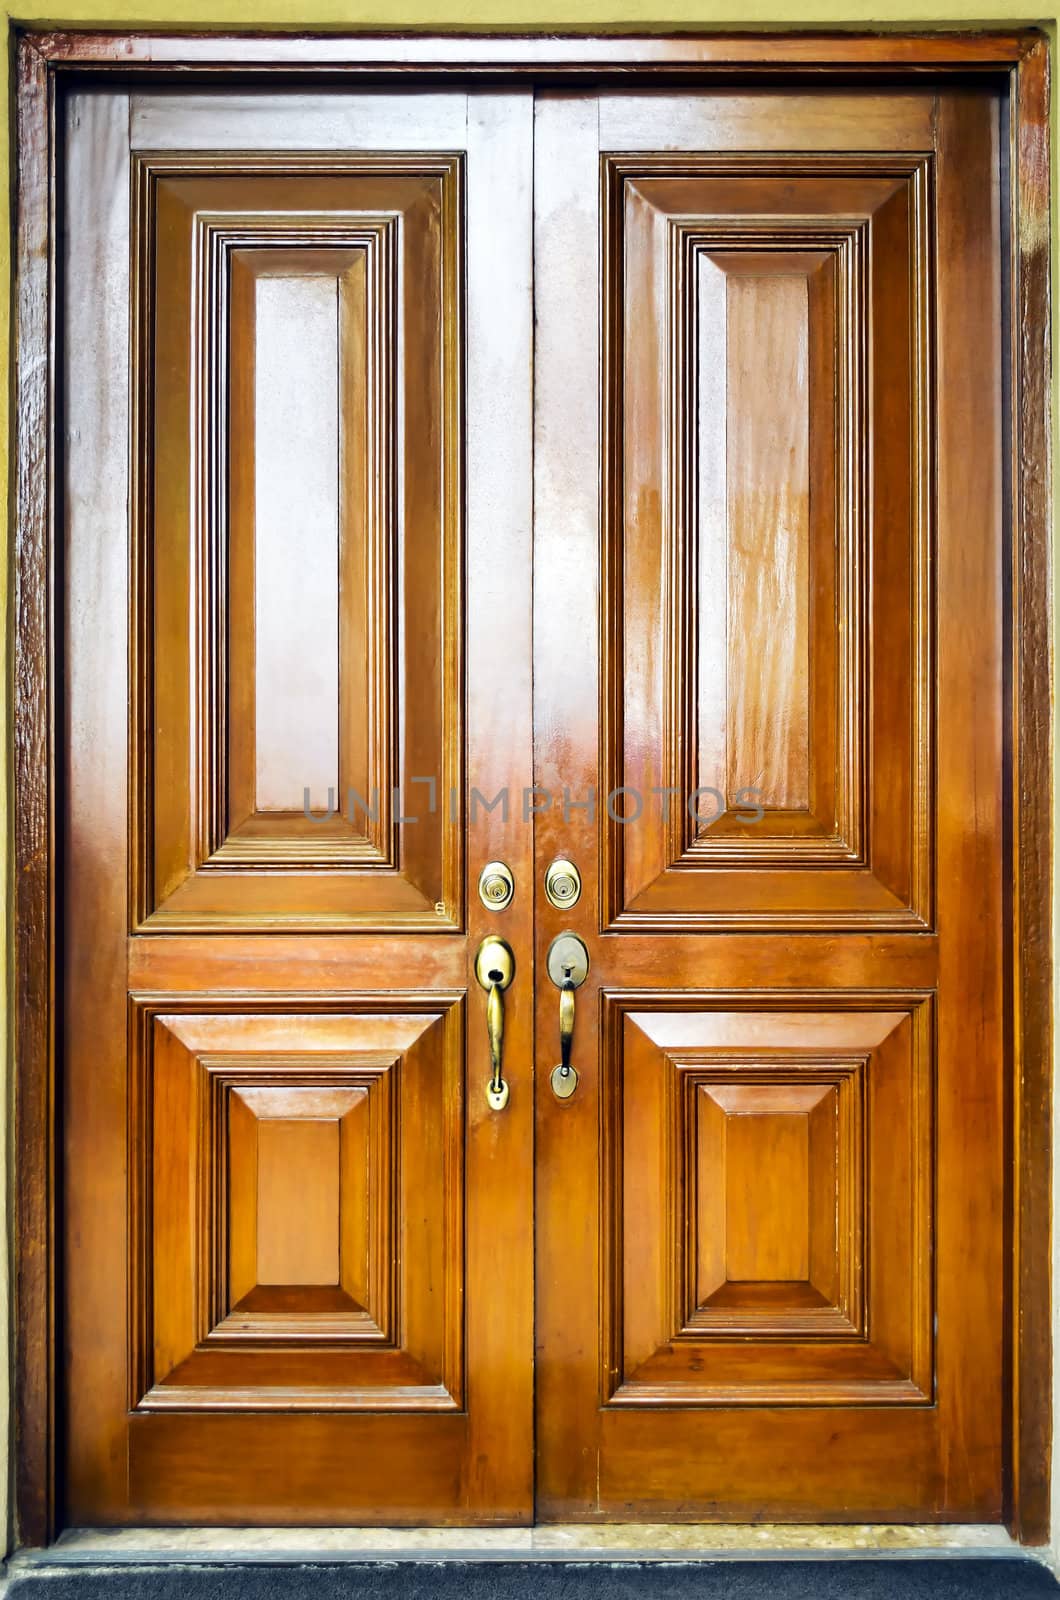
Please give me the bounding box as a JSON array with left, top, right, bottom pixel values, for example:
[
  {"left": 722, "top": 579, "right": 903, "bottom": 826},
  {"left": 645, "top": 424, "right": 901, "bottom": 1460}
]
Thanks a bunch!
[
  {"left": 475, "top": 936, "right": 515, "bottom": 1110},
  {"left": 546, "top": 931, "right": 590, "bottom": 990},
  {"left": 478, "top": 860, "right": 515, "bottom": 912},
  {"left": 544, "top": 858, "right": 582, "bottom": 910},
  {"left": 547, "top": 932, "right": 589, "bottom": 1101}
]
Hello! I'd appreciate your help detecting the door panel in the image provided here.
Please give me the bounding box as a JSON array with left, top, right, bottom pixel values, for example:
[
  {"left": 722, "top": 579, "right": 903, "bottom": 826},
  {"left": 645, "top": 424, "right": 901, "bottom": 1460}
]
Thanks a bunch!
[
  {"left": 534, "top": 88, "right": 1004, "bottom": 1521},
  {"left": 62, "top": 86, "right": 535, "bottom": 1524},
  {"left": 604, "top": 994, "right": 933, "bottom": 1404},
  {"left": 602, "top": 155, "right": 931, "bottom": 929},
  {"left": 133, "top": 1001, "right": 463, "bottom": 1412},
  {"left": 138, "top": 154, "right": 463, "bottom": 930}
]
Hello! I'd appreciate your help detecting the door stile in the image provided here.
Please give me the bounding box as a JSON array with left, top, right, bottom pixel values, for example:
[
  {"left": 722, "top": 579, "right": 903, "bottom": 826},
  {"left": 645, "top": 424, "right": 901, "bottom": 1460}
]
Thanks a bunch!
[
  {"left": 61, "top": 85, "right": 134, "bottom": 1520},
  {"left": 532, "top": 91, "right": 605, "bottom": 1516},
  {"left": 462, "top": 88, "right": 536, "bottom": 1521}
]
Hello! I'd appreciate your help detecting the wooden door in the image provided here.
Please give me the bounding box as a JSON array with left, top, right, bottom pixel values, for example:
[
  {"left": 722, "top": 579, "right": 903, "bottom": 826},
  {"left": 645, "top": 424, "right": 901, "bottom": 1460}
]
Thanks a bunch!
[
  {"left": 61, "top": 86, "right": 535, "bottom": 1523},
  {"left": 60, "top": 72, "right": 1010, "bottom": 1530},
  {"left": 533, "top": 86, "right": 1006, "bottom": 1521}
]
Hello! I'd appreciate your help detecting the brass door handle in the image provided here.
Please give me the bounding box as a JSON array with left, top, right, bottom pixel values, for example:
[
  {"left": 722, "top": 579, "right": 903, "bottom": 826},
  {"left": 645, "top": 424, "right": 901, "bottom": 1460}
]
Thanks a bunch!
[
  {"left": 547, "top": 932, "right": 589, "bottom": 1100},
  {"left": 475, "top": 937, "right": 515, "bottom": 1110},
  {"left": 558, "top": 983, "right": 576, "bottom": 1080}
]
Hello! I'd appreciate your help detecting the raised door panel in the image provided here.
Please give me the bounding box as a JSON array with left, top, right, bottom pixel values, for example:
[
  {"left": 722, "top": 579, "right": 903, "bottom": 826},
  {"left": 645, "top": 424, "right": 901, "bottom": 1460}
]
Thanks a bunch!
[
  {"left": 133, "top": 155, "right": 463, "bottom": 931},
  {"left": 131, "top": 1000, "right": 463, "bottom": 1411},
  {"left": 602, "top": 157, "right": 932, "bottom": 930},
  {"left": 603, "top": 994, "right": 933, "bottom": 1405}
]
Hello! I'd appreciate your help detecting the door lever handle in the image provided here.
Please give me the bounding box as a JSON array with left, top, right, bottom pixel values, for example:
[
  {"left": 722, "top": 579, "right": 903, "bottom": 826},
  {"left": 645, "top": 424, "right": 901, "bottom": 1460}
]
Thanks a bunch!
[
  {"left": 547, "top": 932, "right": 590, "bottom": 1100},
  {"left": 475, "top": 937, "right": 515, "bottom": 1110},
  {"left": 557, "top": 981, "right": 576, "bottom": 1085}
]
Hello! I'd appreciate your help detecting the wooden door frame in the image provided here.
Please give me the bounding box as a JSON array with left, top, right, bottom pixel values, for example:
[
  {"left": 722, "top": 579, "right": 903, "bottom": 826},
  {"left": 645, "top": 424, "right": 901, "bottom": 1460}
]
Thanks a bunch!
[{"left": 11, "top": 25, "right": 1052, "bottom": 1549}]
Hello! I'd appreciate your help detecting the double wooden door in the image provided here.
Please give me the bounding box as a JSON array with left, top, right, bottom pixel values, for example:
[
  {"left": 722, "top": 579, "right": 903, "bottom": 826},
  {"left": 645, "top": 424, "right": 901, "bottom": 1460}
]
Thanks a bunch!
[{"left": 62, "top": 77, "right": 1005, "bottom": 1525}]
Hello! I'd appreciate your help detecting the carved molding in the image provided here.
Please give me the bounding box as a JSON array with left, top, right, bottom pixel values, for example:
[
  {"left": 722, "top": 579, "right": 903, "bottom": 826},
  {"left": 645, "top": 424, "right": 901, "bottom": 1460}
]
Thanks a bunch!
[
  {"left": 601, "top": 155, "right": 934, "bottom": 931},
  {"left": 601, "top": 989, "right": 935, "bottom": 1406},
  {"left": 127, "top": 993, "right": 465, "bottom": 1412},
  {"left": 129, "top": 153, "right": 466, "bottom": 931}
]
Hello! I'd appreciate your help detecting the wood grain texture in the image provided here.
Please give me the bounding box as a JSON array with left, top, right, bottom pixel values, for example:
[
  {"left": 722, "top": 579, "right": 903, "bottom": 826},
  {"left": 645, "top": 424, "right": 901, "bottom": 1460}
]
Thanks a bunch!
[
  {"left": 135, "top": 1000, "right": 458, "bottom": 1414},
  {"left": 27, "top": 30, "right": 1031, "bottom": 71},
  {"left": 723, "top": 268, "right": 810, "bottom": 811},
  {"left": 602, "top": 155, "right": 926, "bottom": 928},
  {"left": 697, "top": 242, "right": 843, "bottom": 852},
  {"left": 931, "top": 87, "right": 1006, "bottom": 1520},
  {"left": 255, "top": 1118, "right": 341, "bottom": 1287},
  {"left": 606, "top": 996, "right": 926, "bottom": 1407},
  {"left": 134, "top": 154, "right": 462, "bottom": 928},
  {"left": 227, "top": 241, "right": 396, "bottom": 859},
  {"left": 59, "top": 82, "right": 134, "bottom": 1534},
  {"left": 460, "top": 89, "right": 537, "bottom": 1525},
  {"left": 13, "top": 33, "right": 55, "bottom": 1550},
  {"left": 1009, "top": 35, "right": 1054, "bottom": 1547}
]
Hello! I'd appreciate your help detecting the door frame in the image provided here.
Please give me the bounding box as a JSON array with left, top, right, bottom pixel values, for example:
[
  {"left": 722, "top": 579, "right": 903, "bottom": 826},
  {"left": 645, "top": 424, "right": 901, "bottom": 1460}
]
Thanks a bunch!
[{"left": 11, "top": 25, "right": 1052, "bottom": 1548}]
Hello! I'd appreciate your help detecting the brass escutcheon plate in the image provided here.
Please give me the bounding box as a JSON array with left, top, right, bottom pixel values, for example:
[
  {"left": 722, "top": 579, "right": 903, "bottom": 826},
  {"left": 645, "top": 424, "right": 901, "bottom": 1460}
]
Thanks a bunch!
[
  {"left": 475, "top": 936, "right": 515, "bottom": 991},
  {"left": 478, "top": 860, "right": 515, "bottom": 912},
  {"left": 546, "top": 931, "right": 589, "bottom": 989},
  {"left": 550, "top": 1063, "right": 579, "bottom": 1100},
  {"left": 544, "top": 858, "right": 581, "bottom": 910}
]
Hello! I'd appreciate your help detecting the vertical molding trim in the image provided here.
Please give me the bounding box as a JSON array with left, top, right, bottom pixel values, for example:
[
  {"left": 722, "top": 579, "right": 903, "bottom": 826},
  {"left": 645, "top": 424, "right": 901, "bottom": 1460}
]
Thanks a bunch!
[
  {"left": 1009, "top": 32, "right": 1053, "bottom": 1547},
  {"left": 12, "top": 33, "right": 55, "bottom": 1549}
]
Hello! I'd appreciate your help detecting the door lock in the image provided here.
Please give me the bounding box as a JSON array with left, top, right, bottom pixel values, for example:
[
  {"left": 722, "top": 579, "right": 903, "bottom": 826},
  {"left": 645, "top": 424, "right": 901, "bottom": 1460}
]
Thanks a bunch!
[
  {"left": 544, "top": 858, "right": 581, "bottom": 910},
  {"left": 478, "top": 860, "right": 515, "bottom": 911}
]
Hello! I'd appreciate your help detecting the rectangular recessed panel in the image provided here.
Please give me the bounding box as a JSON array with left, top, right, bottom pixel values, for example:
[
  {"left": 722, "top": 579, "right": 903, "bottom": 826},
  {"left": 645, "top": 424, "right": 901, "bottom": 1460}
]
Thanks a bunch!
[
  {"left": 606, "top": 995, "right": 932, "bottom": 1401},
  {"left": 724, "top": 1110, "right": 810, "bottom": 1282},
  {"left": 134, "top": 1002, "right": 463, "bottom": 1410},
  {"left": 602, "top": 156, "right": 932, "bottom": 929},
  {"left": 696, "top": 1081, "right": 841, "bottom": 1318},
  {"left": 256, "top": 1116, "right": 340, "bottom": 1287},
  {"left": 228, "top": 244, "right": 385, "bottom": 852},
  {"left": 137, "top": 158, "right": 464, "bottom": 928},
  {"left": 723, "top": 270, "right": 810, "bottom": 811},
  {"left": 252, "top": 274, "right": 341, "bottom": 813}
]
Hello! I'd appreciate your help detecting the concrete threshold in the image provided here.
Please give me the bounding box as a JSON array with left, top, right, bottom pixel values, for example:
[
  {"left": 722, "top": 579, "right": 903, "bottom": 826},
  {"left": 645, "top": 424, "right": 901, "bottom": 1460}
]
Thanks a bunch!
[{"left": 5, "top": 1524, "right": 1035, "bottom": 1567}]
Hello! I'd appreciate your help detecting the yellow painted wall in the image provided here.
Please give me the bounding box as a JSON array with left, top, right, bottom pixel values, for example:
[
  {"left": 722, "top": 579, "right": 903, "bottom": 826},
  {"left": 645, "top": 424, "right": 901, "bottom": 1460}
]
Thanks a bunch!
[{"left": 1, "top": 0, "right": 1054, "bottom": 1558}]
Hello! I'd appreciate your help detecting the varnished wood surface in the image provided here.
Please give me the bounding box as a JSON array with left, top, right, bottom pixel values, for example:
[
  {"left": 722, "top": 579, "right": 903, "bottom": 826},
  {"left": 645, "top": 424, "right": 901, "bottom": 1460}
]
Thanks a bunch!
[
  {"left": 723, "top": 268, "right": 811, "bottom": 811},
  {"left": 138, "top": 154, "right": 463, "bottom": 929},
  {"left": 534, "top": 82, "right": 1008, "bottom": 1523},
  {"left": 13, "top": 33, "right": 54, "bottom": 1550},
  {"left": 14, "top": 28, "right": 1051, "bottom": 1548},
  {"left": 59, "top": 84, "right": 536, "bottom": 1527},
  {"left": 25, "top": 29, "right": 1031, "bottom": 71},
  {"left": 1009, "top": 36, "right": 1053, "bottom": 1546},
  {"left": 603, "top": 153, "right": 931, "bottom": 930},
  {"left": 60, "top": 86, "right": 132, "bottom": 1528}
]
